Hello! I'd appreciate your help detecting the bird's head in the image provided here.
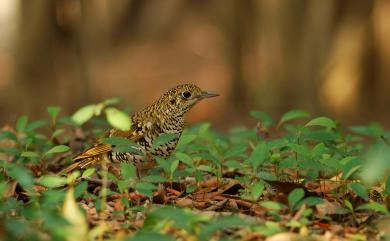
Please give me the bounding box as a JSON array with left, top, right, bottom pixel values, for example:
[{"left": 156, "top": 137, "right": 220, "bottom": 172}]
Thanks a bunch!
[{"left": 159, "top": 84, "right": 219, "bottom": 116}]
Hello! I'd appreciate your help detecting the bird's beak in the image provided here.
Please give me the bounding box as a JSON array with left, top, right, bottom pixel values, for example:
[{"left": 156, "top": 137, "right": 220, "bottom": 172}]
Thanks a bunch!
[{"left": 201, "top": 91, "right": 219, "bottom": 98}]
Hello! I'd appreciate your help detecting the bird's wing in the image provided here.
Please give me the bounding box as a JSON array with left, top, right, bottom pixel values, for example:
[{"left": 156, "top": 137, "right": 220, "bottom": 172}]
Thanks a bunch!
[
  {"left": 72, "top": 116, "right": 158, "bottom": 161},
  {"left": 72, "top": 143, "right": 113, "bottom": 161}
]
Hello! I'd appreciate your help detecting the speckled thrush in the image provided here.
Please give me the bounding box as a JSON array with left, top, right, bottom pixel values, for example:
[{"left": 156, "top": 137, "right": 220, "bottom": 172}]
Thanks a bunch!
[{"left": 61, "top": 83, "right": 219, "bottom": 174}]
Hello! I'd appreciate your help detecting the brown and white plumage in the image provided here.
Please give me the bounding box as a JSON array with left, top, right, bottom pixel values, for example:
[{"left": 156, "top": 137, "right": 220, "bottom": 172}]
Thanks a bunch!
[{"left": 60, "top": 84, "right": 219, "bottom": 174}]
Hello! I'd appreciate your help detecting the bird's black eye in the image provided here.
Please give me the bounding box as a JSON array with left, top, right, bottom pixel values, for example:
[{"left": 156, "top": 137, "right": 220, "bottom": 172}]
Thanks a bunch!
[{"left": 182, "top": 91, "right": 191, "bottom": 99}]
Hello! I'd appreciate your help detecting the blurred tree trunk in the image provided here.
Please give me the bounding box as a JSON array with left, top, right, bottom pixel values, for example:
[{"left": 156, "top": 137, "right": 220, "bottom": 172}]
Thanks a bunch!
[
  {"left": 2, "top": 0, "right": 90, "bottom": 122},
  {"left": 9, "top": 0, "right": 58, "bottom": 120}
]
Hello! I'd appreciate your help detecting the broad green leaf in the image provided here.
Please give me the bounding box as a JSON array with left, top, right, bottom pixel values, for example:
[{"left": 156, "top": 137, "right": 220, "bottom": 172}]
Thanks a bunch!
[
  {"left": 120, "top": 163, "right": 136, "bottom": 180},
  {"left": 39, "top": 175, "right": 67, "bottom": 188},
  {"left": 278, "top": 110, "right": 309, "bottom": 126},
  {"left": 105, "top": 107, "right": 131, "bottom": 131},
  {"left": 350, "top": 123, "right": 384, "bottom": 137},
  {"left": 81, "top": 168, "right": 96, "bottom": 178},
  {"left": 223, "top": 160, "right": 242, "bottom": 169},
  {"left": 136, "top": 182, "right": 156, "bottom": 197},
  {"left": 249, "top": 142, "right": 268, "bottom": 172},
  {"left": 103, "top": 97, "right": 122, "bottom": 106},
  {"left": 304, "top": 130, "right": 338, "bottom": 142},
  {"left": 198, "top": 122, "right": 211, "bottom": 135},
  {"left": 21, "top": 151, "right": 39, "bottom": 158},
  {"left": 45, "top": 145, "right": 70, "bottom": 155},
  {"left": 0, "top": 130, "right": 17, "bottom": 141},
  {"left": 16, "top": 115, "right": 28, "bottom": 132},
  {"left": 288, "top": 188, "right": 305, "bottom": 209},
  {"left": 260, "top": 201, "right": 286, "bottom": 210},
  {"left": 385, "top": 175, "right": 390, "bottom": 195},
  {"left": 344, "top": 200, "right": 353, "bottom": 211},
  {"left": 8, "top": 165, "right": 34, "bottom": 190},
  {"left": 142, "top": 175, "right": 168, "bottom": 183},
  {"left": 25, "top": 119, "right": 48, "bottom": 131},
  {"left": 360, "top": 144, "right": 390, "bottom": 185},
  {"left": 258, "top": 171, "right": 278, "bottom": 181},
  {"left": 224, "top": 143, "right": 247, "bottom": 158},
  {"left": 52, "top": 128, "right": 65, "bottom": 138},
  {"left": 47, "top": 106, "right": 61, "bottom": 121},
  {"left": 250, "top": 111, "right": 274, "bottom": 127},
  {"left": 72, "top": 104, "right": 95, "bottom": 125},
  {"left": 342, "top": 165, "right": 361, "bottom": 180},
  {"left": 0, "top": 182, "right": 8, "bottom": 197},
  {"left": 175, "top": 152, "right": 194, "bottom": 167},
  {"left": 348, "top": 183, "right": 368, "bottom": 200},
  {"left": 199, "top": 216, "right": 246, "bottom": 240},
  {"left": 152, "top": 133, "right": 178, "bottom": 149},
  {"left": 250, "top": 181, "right": 264, "bottom": 201},
  {"left": 176, "top": 134, "right": 197, "bottom": 150},
  {"left": 357, "top": 202, "right": 389, "bottom": 214},
  {"left": 301, "top": 197, "right": 324, "bottom": 206},
  {"left": 306, "top": 117, "right": 336, "bottom": 129},
  {"left": 170, "top": 159, "right": 180, "bottom": 176}
]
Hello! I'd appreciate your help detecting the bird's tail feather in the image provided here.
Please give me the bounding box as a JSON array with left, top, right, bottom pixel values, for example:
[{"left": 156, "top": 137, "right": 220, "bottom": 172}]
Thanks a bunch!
[{"left": 58, "top": 157, "right": 98, "bottom": 175}]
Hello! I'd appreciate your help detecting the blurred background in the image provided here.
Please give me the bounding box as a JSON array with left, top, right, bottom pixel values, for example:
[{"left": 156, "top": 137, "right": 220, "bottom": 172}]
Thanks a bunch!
[{"left": 0, "top": 0, "right": 389, "bottom": 130}]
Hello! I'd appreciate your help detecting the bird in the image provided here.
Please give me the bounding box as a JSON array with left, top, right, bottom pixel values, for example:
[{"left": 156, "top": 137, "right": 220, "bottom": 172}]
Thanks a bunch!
[{"left": 60, "top": 83, "right": 219, "bottom": 175}]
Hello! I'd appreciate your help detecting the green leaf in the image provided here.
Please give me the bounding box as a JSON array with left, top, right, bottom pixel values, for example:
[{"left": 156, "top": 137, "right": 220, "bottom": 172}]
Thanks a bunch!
[
  {"left": 288, "top": 188, "right": 305, "bottom": 210},
  {"left": 304, "top": 130, "right": 338, "bottom": 142},
  {"left": 16, "top": 115, "right": 28, "bottom": 132},
  {"left": 120, "top": 163, "right": 136, "bottom": 180},
  {"left": 260, "top": 201, "right": 286, "bottom": 210},
  {"left": 136, "top": 182, "right": 156, "bottom": 197},
  {"left": 8, "top": 165, "right": 34, "bottom": 190},
  {"left": 81, "top": 168, "right": 96, "bottom": 178},
  {"left": 39, "top": 175, "right": 67, "bottom": 188},
  {"left": 176, "top": 134, "right": 197, "bottom": 150},
  {"left": 357, "top": 202, "right": 389, "bottom": 214},
  {"left": 348, "top": 183, "right": 368, "bottom": 200},
  {"left": 152, "top": 133, "right": 178, "bottom": 149},
  {"left": 52, "top": 128, "right": 65, "bottom": 138},
  {"left": 306, "top": 117, "right": 336, "bottom": 129},
  {"left": 103, "top": 97, "right": 122, "bottom": 106},
  {"left": 105, "top": 107, "right": 131, "bottom": 131},
  {"left": 350, "top": 123, "right": 384, "bottom": 138},
  {"left": 250, "top": 181, "right": 264, "bottom": 201},
  {"left": 199, "top": 216, "right": 246, "bottom": 240},
  {"left": 258, "top": 171, "right": 277, "bottom": 181},
  {"left": 72, "top": 104, "right": 96, "bottom": 125},
  {"left": 25, "top": 119, "right": 48, "bottom": 131},
  {"left": 250, "top": 111, "right": 274, "bottom": 127},
  {"left": 301, "top": 197, "right": 324, "bottom": 206},
  {"left": 0, "top": 131, "right": 17, "bottom": 141},
  {"left": 278, "top": 110, "right": 309, "bottom": 126},
  {"left": 360, "top": 144, "right": 390, "bottom": 185},
  {"left": 342, "top": 165, "right": 361, "bottom": 180},
  {"left": 45, "top": 145, "right": 70, "bottom": 155},
  {"left": 21, "top": 151, "right": 39, "bottom": 158},
  {"left": 385, "top": 175, "right": 390, "bottom": 195},
  {"left": 175, "top": 152, "right": 194, "bottom": 167},
  {"left": 125, "top": 232, "right": 175, "bottom": 241},
  {"left": 47, "top": 106, "right": 61, "bottom": 121},
  {"left": 224, "top": 143, "right": 247, "bottom": 158},
  {"left": 170, "top": 159, "right": 180, "bottom": 176},
  {"left": 142, "top": 175, "right": 168, "bottom": 183},
  {"left": 344, "top": 200, "right": 353, "bottom": 211},
  {"left": 223, "top": 160, "right": 242, "bottom": 169},
  {"left": 249, "top": 142, "right": 268, "bottom": 172}
]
